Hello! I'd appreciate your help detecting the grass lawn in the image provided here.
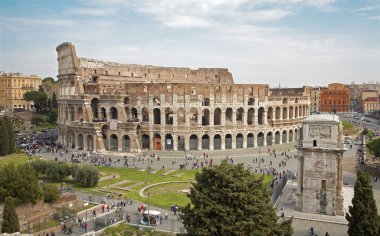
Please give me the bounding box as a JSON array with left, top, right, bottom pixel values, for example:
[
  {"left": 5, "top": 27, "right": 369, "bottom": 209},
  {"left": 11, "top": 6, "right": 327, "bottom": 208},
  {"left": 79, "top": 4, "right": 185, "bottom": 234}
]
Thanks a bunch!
[
  {"left": 0, "top": 153, "right": 38, "bottom": 166},
  {"left": 341, "top": 121, "right": 360, "bottom": 136},
  {"left": 104, "top": 222, "right": 175, "bottom": 236}
]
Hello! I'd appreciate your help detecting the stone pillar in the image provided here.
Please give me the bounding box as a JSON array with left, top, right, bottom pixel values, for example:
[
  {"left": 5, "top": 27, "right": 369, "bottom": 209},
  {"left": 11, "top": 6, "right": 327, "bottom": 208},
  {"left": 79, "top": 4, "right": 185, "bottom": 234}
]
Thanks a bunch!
[
  {"left": 254, "top": 135, "right": 258, "bottom": 147},
  {"left": 161, "top": 110, "right": 165, "bottom": 125},
  {"left": 221, "top": 110, "right": 226, "bottom": 126},
  {"left": 263, "top": 134, "right": 267, "bottom": 146},
  {"left": 296, "top": 155, "right": 304, "bottom": 210},
  {"left": 221, "top": 136, "right": 225, "bottom": 150},
  {"left": 232, "top": 111, "right": 236, "bottom": 126},
  {"left": 173, "top": 135, "right": 178, "bottom": 151},
  {"left": 243, "top": 111, "right": 247, "bottom": 126},
  {"left": 118, "top": 135, "right": 123, "bottom": 152},
  {"left": 232, "top": 134, "right": 236, "bottom": 149},
  {"left": 264, "top": 110, "right": 268, "bottom": 125},
  {"left": 335, "top": 152, "right": 344, "bottom": 215},
  {"left": 280, "top": 108, "right": 283, "bottom": 120},
  {"left": 149, "top": 131, "right": 154, "bottom": 150},
  {"left": 198, "top": 111, "right": 202, "bottom": 126},
  {"left": 243, "top": 135, "right": 247, "bottom": 148},
  {"left": 198, "top": 136, "right": 202, "bottom": 151},
  {"left": 185, "top": 109, "right": 190, "bottom": 126},
  {"left": 184, "top": 136, "right": 189, "bottom": 151},
  {"left": 83, "top": 134, "right": 87, "bottom": 151},
  {"left": 210, "top": 110, "right": 214, "bottom": 127},
  {"left": 209, "top": 137, "right": 214, "bottom": 151}
]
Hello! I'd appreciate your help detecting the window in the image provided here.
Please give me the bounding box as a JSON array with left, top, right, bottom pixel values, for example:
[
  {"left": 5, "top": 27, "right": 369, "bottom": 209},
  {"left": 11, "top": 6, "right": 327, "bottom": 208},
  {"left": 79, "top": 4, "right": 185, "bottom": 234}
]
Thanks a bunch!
[
  {"left": 191, "top": 87, "right": 196, "bottom": 95},
  {"left": 322, "top": 180, "right": 326, "bottom": 191},
  {"left": 313, "top": 140, "right": 317, "bottom": 147},
  {"left": 118, "top": 71, "right": 121, "bottom": 76}
]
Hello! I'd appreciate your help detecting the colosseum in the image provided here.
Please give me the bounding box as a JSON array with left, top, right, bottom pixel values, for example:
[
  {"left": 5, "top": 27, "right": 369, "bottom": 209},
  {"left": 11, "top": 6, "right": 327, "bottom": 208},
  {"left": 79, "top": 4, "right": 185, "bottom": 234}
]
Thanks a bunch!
[{"left": 56, "top": 42, "right": 310, "bottom": 153}]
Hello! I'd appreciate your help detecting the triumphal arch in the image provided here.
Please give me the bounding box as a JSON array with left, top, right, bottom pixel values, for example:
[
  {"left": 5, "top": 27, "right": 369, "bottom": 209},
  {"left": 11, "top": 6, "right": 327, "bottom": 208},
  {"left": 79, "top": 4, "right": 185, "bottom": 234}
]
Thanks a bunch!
[
  {"left": 56, "top": 42, "right": 310, "bottom": 153},
  {"left": 296, "top": 114, "right": 346, "bottom": 215}
]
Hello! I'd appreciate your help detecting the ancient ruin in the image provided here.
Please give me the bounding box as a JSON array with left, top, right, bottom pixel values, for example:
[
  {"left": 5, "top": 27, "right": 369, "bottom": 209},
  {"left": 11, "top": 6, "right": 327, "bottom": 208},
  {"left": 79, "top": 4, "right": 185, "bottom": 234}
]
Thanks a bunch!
[
  {"left": 56, "top": 42, "right": 310, "bottom": 152},
  {"left": 296, "top": 114, "right": 346, "bottom": 215}
]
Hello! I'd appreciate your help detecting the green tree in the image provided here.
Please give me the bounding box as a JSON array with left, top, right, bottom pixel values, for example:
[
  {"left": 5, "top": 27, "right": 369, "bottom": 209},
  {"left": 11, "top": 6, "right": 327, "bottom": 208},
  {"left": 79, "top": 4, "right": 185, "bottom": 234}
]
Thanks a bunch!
[
  {"left": 1, "top": 197, "right": 19, "bottom": 233},
  {"left": 42, "top": 77, "right": 56, "bottom": 83},
  {"left": 180, "top": 161, "right": 292, "bottom": 236},
  {"left": 52, "top": 92, "right": 58, "bottom": 109},
  {"left": 346, "top": 170, "right": 380, "bottom": 236},
  {"left": 73, "top": 165, "right": 100, "bottom": 187},
  {"left": 48, "top": 108, "right": 58, "bottom": 124},
  {"left": 0, "top": 118, "right": 10, "bottom": 156},
  {"left": 2, "top": 116, "right": 15, "bottom": 154},
  {"left": 367, "top": 138, "right": 380, "bottom": 158},
  {"left": 43, "top": 184, "right": 59, "bottom": 203},
  {"left": 23, "top": 90, "right": 48, "bottom": 112}
]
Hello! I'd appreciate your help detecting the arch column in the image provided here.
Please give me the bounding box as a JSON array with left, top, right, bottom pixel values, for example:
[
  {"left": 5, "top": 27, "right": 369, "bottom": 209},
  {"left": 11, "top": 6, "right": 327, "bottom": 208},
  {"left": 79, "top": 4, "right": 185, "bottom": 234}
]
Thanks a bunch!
[
  {"left": 197, "top": 136, "right": 202, "bottom": 150},
  {"left": 263, "top": 134, "right": 267, "bottom": 146},
  {"left": 210, "top": 110, "right": 214, "bottom": 127},
  {"left": 221, "top": 110, "right": 226, "bottom": 126},
  {"left": 83, "top": 134, "right": 87, "bottom": 151},
  {"left": 137, "top": 110, "right": 142, "bottom": 122},
  {"left": 243, "top": 112, "right": 247, "bottom": 126},
  {"left": 243, "top": 135, "right": 247, "bottom": 148},
  {"left": 232, "top": 112, "right": 236, "bottom": 126},
  {"left": 198, "top": 112, "right": 202, "bottom": 126},
  {"left": 209, "top": 137, "right": 214, "bottom": 150},
  {"left": 161, "top": 110, "right": 165, "bottom": 125},
  {"left": 173, "top": 135, "right": 178, "bottom": 151},
  {"left": 254, "top": 134, "right": 258, "bottom": 147},
  {"left": 232, "top": 134, "right": 236, "bottom": 149},
  {"left": 279, "top": 108, "right": 283, "bottom": 121},
  {"left": 149, "top": 131, "right": 154, "bottom": 150},
  {"left": 264, "top": 110, "right": 268, "bottom": 125},
  {"left": 221, "top": 136, "right": 225, "bottom": 150},
  {"left": 185, "top": 109, "right": 190, "bottom": 126},
  {"left": 118, "top": 135, "right": 122, "bottom": 152}
]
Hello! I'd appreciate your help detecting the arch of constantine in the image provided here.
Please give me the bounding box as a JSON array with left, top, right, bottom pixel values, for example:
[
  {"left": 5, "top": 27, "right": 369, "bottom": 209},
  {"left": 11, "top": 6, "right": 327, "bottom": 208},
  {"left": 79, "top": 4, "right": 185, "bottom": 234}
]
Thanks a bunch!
[{"left": 56, "top": 42, "right": 310, "bottom": 153}]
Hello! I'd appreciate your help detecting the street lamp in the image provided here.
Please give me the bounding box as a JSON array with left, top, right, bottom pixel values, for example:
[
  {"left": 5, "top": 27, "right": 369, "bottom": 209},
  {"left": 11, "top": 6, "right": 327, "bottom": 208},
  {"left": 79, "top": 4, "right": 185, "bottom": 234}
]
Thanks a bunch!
[{"left": 84, "top": 202, "right": 89, "bottom": 220}]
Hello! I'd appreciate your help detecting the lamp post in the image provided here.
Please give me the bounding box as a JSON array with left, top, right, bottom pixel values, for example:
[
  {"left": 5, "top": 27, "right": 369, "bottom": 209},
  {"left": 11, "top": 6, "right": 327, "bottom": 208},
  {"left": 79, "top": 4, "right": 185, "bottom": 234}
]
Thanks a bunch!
[
  {"left": 84, "top": 202, "right": 89, "bottom": 220},
  {"left": 147, "top": 166, "right": 150, "bottom": 226}
]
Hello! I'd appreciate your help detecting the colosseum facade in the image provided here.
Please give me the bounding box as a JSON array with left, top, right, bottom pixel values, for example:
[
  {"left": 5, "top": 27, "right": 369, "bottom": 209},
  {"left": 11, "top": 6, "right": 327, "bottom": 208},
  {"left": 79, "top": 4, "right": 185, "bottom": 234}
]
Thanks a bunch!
[{"left": 56, "top": 42, "right": 310, "bottom": 153}]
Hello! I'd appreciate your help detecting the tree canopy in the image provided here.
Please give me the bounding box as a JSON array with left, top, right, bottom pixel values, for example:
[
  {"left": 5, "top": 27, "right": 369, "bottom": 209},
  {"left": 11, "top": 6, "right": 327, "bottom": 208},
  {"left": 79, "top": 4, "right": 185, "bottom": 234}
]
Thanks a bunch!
[
  {"left": 346, "top": 169, "right": 380, "bottom": 236},
  {"left": 180, "top": 161, "right": 292, "bottom": 236},
  {"left": 42, "top": 77, "right": 57, "bottom": 84},
  {"left": 23, "top": 90, "right": 48, "bottom": 112},
  {"left": 1, "top": 197, "right": 19, "bottom": 233}
]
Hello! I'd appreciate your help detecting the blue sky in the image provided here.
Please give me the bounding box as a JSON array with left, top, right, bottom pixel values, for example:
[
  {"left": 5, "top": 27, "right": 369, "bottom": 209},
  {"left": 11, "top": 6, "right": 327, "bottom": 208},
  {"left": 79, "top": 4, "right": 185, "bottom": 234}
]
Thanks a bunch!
[{"left": 0, "top": 0, "right": 379, "bottom": 87}]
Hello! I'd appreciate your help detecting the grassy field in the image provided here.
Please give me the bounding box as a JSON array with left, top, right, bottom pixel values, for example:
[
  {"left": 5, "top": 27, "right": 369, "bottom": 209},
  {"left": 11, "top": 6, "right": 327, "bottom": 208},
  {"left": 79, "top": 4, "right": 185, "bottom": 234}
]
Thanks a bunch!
[
  {"left": 0, "top": 153, "right": 38, "bottom": 166},
  {"left": 341, "top": 121, "right": 360, "bottom": 136},
  {"left": 104, "top": 222, "right": 175, "bottom": 236}
]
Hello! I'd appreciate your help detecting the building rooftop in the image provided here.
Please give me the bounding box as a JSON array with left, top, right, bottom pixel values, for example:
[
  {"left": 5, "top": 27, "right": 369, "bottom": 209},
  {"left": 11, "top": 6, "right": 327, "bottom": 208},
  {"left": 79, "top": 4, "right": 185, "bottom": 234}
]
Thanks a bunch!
[{"left": 304, "top": 114, "right": 340, "bottom": 123}]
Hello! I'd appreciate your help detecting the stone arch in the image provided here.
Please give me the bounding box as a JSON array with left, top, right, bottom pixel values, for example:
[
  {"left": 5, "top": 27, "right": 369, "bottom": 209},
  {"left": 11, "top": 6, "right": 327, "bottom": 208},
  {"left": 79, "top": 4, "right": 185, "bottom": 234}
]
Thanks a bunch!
[
  {"left": 282, "top": 130, "right": 287, "bottom": 143},
  {"left": 153, "top": 133, "right": 161, "bottom": 150},
  {"left": 91, "top": 98, "right": 99, "bottom": 119},
  {"left": 124, "top": 97, "right": 130, "bottom": 105},
  {"left": 294, "top": 128, "right": 298, "bottom": 141},
  {"left": 214, "top": 134, "right": 222, "bottom": 150},
  {"left": 289, "top": 106, "right": 294, "bottom": 119},
  {"left": 165, "top": 107, "right": 174, "bottom": 125},
  {"left": 177, "top": 136, "right": 185, "bottom": 151},
  {"left": 248, "top": 98, "right": 255, "bottom": 106},
  {"left": 202, "top": 134, "right": 210, "bottom": 150},
  {"left": 78, "top": 134, "right": 84, "bottom": 150},
  {"left": 177, "top": 108, "right": 186, "bottom": 125},
  {"left": 110, "top": 107, "right": 118, "bottom": 119},
  {"left": 236, "top": 133, "right": 243, "bottom": 149},
  {"left": 202, "top": 109, "right": 210, "bottom": 126},
  {"left": 214, "top": 108, "right": 221, "bottom": 125},
  {"left": 189, "top": 134, "right": 198, "bottom": 150},
  {"left": 225, "top": 134, "right": 232, "bottom": 149},
  {"left": 131, "top": 107, "right": 138, "bottom": 119},
  {"left": 283, "top": 98, "right": 288, "bottom": 104},
  {"left": 295, "top": 106, "right": 299, "bottom": 118},
  {"left": 275, "top": 107, "right": 281, "bottom": 120},
  {"left": 257, "top": 132, "right": 264, "bottom": 146},
  {"left": 247, "top": 108, "right": 255, "bottom": 125},
  {"left": 77, "top": 106, "right": 84, "bottom": 122},
  {"left": 102, "top": 125, "right": 109, "bottom": 150},
  {"left": 69, "top": 106, "right": 75, "bottom": 121},
  {"left": 87, "top": 135, "right": 93, "bottom": 151},
  {"left": 267, "top": 107, "right": 273, "bottom": 120},
  {"left": 299, "top": 105, "right": 303, "bottom": 117},
  {"left": 142, "top": 134, "right": 150, "bottom": 149},
  {"left": 123, "top": 135, "right": 130, "bottom": 151},
  {"left": 190, "top": 108, "right": 198, "bottom": 126},
  {"left": 275, "top": 131, "right": 281, "bottom": 144},
  {"left": 69, "top": 132, "right": 76, "bottom": 148},
  {"left": 101, "top": 107, "right": 107, "bottom": 119},
  {"left": 142, "top": 107, "right": 149, "bottom": 122},
  {"left": 283, "top": 107, "right": 288, "bottom": 120},
  {"left": 266, "top": 131, "right": 273, "bottom": 146},
  {"left": 165, "top": 134, "right": 173, "bottom": 150},
  {"left": 258, "top": 107, "right": 265, "bottom": 125},
  {"left": 247, "top": 133, "right": 254, "bottom": 148},
  {"left": 226, "top": 108, "right": 233, "bottom": 124},
  {"left": 110, "top": 134, "right": 118, "bottom": 151},
  {"left": 236, "top": 107, "right": 244, "bottom": 123},
  {"left": 125, "top": 107, "right": 131, "bottom": 120},
  {"left": 153, "top": 108, "right": 161, "bottom": 124},
  {"left": 202, "top": 98, "right": 210, "bottom": 106},
  {"left": 289, "top": 129, "right": 294, "bottom": 142}
]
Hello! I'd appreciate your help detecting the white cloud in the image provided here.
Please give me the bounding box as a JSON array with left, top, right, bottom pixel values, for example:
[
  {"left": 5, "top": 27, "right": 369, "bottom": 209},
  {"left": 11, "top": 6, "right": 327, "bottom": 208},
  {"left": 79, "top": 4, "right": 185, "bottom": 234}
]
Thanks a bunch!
[
  {"left": 1, "top": 16, "right": 76, "bottom": 26},
  {"left": 368, "top": 15, "right": 380, "bottom": 20},
  {"left": 353, "top": 5, "right": 380, "bottom": 13},
  {"left": 250, "top": 9, "right": 293, "bottom": 21},
  {"left": 66, "top": 7, "right": 117, "bottom": 16}
]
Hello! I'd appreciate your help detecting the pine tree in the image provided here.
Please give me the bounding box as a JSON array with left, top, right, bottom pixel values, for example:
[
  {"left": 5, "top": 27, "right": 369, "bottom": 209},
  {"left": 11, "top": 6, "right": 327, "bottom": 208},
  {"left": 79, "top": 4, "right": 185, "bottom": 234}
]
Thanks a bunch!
[
  {"left": 346, "top": 170, "right": 380, "bottom": 236},
  {"left": 2, "top": 116, "right": 15, "bottom": 154},
  {"left": 1, "top": 197, "right": 20, "bottom": 233},
  {"left": 0, "top": 118, "right": 10, "bottom": 156},
  {"left": 180, "top": 161, "right": 292, "bottom": 236}
]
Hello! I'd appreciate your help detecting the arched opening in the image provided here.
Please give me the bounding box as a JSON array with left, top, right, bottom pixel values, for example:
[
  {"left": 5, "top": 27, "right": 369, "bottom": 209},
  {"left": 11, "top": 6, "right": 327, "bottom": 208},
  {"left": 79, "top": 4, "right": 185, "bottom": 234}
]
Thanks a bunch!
[
  {"left": 236, "top": 108, "right": 244, "bottom": 123},
  {"left": 69, "top": 106, "right": 75, "bottom": 121},
  {"left": 202, "top": 98, "right": 210, "bottom": 106},
  {"left": 189, "top": 135, "right": 198, "bottom": 150},
  {"left": 178, "top": 136, "right": 185, "bottom": 151},
  {"left": 110, "top": 107, "right": 118, "bottom": 119},
  {"left": 300, "top": 105, "right": 303, "bottom": 117},
  {"left": 257, "top": 132, "right": 264, "bottom": 146},
  {"left": 102, "top": 125, "right": 109, "bottom": 150},
  {"left": 295, "top": 107, "right": 299, "bottom": 118},
  {"left": 236, "top": 133, "right": 243, "bottom": 149},
  {"left": 214, "top": 108, "right": 221, "bottom": 125},
  {"left": 258, "top": 107, "right": 265, "bottom": 125},
  {"left": 91, "top": 98, "right": 99, "bottom": 119},
  {"left": 275, "top": 131, "right": 281, "bottom": 144},
  {"left": 78, "top": 134, "right": 84, "bottom": 150},
  {"left": 266, "top": 132, "right": 273, "bottom": 146},
  {"left": 142, "top": 134, "right": 150, "bottom": 149},
  {"left": 267, "top": 107, "right": 273, "bottom": 121},
  {"left": 110, "top": 134, "right": 118, "bottom": 151},
  {"left": 153, "top": 97, "right": 161, "bottom": 106},
  {"left": 275, "top": 107, "right": 281, "bottom": 120},
  {"left": 225, "top": 134, "right": 232, "bottom": 149},
  {"left": 101, "top": 107, "right": 107, "bottom": 120},
  {"left": 282, "top": 130, "right": 287, "bottom": 143},
  {"left": 247, "top": 133, "right": 254, "bottom": 148},
  {"left": 177, "top": 108, "right": 186, "bottom": 125},
  {"left": 294, "top": 128, "right": 298, "bottom": 141},
  {"left": 289, "top": 130, "right": 294, "bottom": 142},
  {"left": 247, "top": 108, "right": 255, "bottom": 125},
  {"left": 123, "top": 135, "right": 130, "bottom": 151},
  {"left": 153, "top": 108, "right": 161, "bottom": 124},
  {"left": 124, "top": 97, "right": 130, "bottom": 105},
  {"left": 125, "top": 107, "right": 131, "bottom": 120},
  {"left": 225, "top": 108, "right": 233, "bottom": 124},
  {"left": 202, "top": 134, "right": 209, "bottom": 150},
  {"left": 69, "top": 132, "right": 75, "bottom": 149},
  {"left": 87, "top": 135, "right": 93, "bottom": 151},
  {"left": 165, "top": 108, "right": 173, "bottom": 125},
  {"left": 289, "top": 106, "right": 293, "bottom": 119},
  {"left": 165, "top": 134, "right": 173, "bottom": 150},
  {"left": 131, "top": 108, "right": 138, "bottom": 120},
  {"left": 153, "top": 133, "right": 161, "bottom": 150},
  {"left": 142, "top": 107, "right": 149, "bottom": 122},
  {"left": 283, "top": 98, "right": 288, "bottom": 104},
  {"left": 77, "top": 107, "right": 83, "bottom": 122},
  {"left": 283, "top": 107, "right": 288, "bottom": 120},
  {"left": 248, "top": 98, "right": 255, "bottom": 106},
  {"left": 190, "top": 108, "right": 198, "bottom": 126},
  {"left": 202, "top": 109, "right": 210, "bottom": 126},
  {"left": 214, "top": 134, "right": 221, "bottom": 150}
]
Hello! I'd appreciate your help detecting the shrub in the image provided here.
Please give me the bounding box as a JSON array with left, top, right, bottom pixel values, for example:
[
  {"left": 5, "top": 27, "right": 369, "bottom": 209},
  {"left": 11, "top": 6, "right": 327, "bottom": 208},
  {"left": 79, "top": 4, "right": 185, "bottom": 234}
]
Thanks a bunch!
[
  {"left": 73, "top": 165, "right": 100, "bottom": 187},
  {"left": 31, "top": 114, "right": 47, "bottom": 125},
  {"left": 43, "top": 184, "right": 59, "bottom": 203},
  {"left": 367, "top": 138, "right": 380, "bottom": 157}
]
